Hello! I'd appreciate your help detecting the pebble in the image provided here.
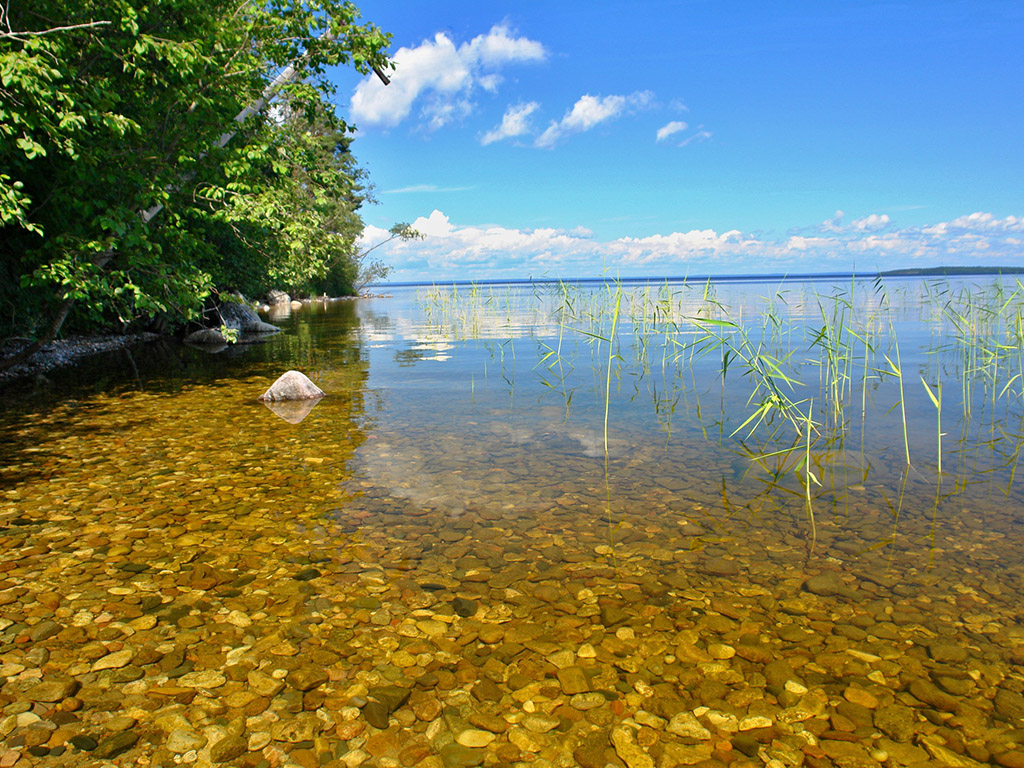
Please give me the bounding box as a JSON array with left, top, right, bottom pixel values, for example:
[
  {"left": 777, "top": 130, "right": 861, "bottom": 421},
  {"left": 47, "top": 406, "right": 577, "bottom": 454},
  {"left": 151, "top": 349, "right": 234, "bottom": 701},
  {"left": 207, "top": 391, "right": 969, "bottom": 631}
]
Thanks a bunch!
[
  {"left": 209, "top": 735, "right": 248, "bottom": 763},
  {"left": 26, "top": 680, "right": 78, "bottom": 702},
  {"left": 455, "top": 729, "right": 496, "bottom": 747},
  {"left": 452, "top": 597, "right": 478, "bottom": 617},
  {"left": 570, "top": 692, "right": 606, "bottom": 710},
  {"left": 248, "top": 669, "right": 285, "bottom": 696},
  {"left": 270, "top": 713, "right": 323, "bottom": 742},
  {"left": 468, "top": 713, "right": 508, "bottom": 733},
  {"left": 667, "top": 712, "right": 711, "bottom": 740},
  {"left": 416, "top": 619, "right": 446, "bottom": 636},
  {"left": 477, "top": 625, "right": 504, "bottom": 644},
  {"left": 105, "top": 715, "right": 137, "bottom": 731},
  {"left": 248, "top": 732, "right": 272, "bottom": 751},
  {"left": 225, "top": 610, "right": 252, "bottom": 627},
  {"left": 803, "top": 572, "right": 848, "bottom": 596},
  {"left": 738, "top": 715, "right": 773, "bottom": 730},
  {"left": 288, "top": 665, "right": 328, "bottom": 691},
  {"left": 611, "top": 726, "right": 655, "bottom": 768},
  {"left": 70, "top": 735, "right": 98, "bottom": 751},
  {"left": 556, "top": 666, "right": 590, "bottom": 694},
  {"left": 439, "top": 743, "right": 485, "bottom": 768},
  {"left": 995, "top": 751, "right": 1024, "bottom": 768},
  {"left": 523, "top": 713, "right": 560, "bottom": 733},
  {"left": 93, "top": 731, "right": 139, "bottom": 759},
  {"left": 167, "top": 729, "right": 208, "bottom": 753},
  {"left": 843, "top": 686, "right": 879, "bottom": 709},
  {"left": 177, "top": 670, "right": 226, "bottom": 688},
  {"left": 708, "top": 643, "right": 736, "bottom": 660},
  {"left": 363, "top": 701, "right": 390, "bottom": 729},
  {"left": 91, "top": 649, "right": 134, "bottom": 671}
]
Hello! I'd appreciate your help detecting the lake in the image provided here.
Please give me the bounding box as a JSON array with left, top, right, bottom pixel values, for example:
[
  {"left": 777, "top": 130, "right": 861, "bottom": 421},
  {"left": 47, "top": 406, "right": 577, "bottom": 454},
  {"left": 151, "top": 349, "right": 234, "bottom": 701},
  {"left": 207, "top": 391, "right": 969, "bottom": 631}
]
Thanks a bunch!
[{"left": 2, "top": 275, "right": 1024, "bottom": 768}]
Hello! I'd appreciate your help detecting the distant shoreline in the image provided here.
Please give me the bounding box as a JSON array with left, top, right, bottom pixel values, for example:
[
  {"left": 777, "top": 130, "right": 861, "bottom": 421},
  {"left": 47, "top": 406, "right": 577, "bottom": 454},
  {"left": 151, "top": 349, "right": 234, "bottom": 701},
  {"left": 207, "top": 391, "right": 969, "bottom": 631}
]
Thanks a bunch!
[{"left": 375, "top": 266, "right": 1024, "bottom": 289}]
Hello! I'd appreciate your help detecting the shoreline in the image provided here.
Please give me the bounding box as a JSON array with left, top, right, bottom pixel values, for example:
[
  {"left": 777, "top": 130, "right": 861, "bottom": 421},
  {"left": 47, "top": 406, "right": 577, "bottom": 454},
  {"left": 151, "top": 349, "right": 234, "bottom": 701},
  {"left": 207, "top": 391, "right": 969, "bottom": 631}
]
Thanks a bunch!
[{"left": 0, "top": 333, "right": 161, "bottom": 384}]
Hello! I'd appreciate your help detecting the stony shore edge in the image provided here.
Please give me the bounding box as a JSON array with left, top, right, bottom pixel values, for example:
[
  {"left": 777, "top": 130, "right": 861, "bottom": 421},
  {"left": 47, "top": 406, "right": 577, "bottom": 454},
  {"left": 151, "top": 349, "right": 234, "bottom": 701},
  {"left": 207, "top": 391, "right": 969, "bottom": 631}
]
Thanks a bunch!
[{"left": 0, "top": 334, "right": 162, "bottom": 384}]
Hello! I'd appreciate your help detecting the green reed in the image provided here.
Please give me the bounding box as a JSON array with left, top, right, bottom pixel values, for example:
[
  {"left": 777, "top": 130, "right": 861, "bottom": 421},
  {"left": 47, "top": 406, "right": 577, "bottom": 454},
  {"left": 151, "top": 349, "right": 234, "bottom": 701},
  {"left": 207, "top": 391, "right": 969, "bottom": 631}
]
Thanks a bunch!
[{"left": 417, "top": 277, "right": 1024, "bottom": 553}]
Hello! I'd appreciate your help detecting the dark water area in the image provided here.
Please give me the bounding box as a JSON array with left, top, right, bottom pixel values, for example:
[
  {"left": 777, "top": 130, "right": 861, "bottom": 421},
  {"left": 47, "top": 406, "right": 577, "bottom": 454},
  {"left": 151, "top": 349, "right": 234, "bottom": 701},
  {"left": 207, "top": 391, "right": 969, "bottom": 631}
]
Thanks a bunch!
[{"left": 1, "top": 277, "right": 1024, "bottom": 768}]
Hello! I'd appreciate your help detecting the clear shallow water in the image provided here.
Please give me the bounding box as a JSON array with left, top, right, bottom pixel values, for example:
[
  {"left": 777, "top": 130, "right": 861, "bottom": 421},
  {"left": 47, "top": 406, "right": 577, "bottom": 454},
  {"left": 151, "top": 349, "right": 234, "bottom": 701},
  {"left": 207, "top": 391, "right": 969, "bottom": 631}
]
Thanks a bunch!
[{"left": 2, "top": 277, "right": 1024, "bottom": 768}]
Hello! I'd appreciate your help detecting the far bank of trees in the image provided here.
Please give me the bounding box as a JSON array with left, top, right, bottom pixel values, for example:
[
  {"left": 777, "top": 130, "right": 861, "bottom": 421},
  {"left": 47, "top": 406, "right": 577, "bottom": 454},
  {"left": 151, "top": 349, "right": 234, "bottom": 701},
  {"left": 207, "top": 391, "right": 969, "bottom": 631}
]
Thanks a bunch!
[{"left": 1, "top": 0, "right": 406, "bottom": 363}]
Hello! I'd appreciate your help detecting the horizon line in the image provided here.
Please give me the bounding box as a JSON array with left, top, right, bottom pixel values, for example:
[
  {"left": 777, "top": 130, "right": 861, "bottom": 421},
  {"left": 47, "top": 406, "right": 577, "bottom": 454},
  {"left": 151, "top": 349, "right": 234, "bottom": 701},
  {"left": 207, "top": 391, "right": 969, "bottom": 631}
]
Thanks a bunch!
[{"left": 371, "top": 266, "right": 1024, "bottom": 288}]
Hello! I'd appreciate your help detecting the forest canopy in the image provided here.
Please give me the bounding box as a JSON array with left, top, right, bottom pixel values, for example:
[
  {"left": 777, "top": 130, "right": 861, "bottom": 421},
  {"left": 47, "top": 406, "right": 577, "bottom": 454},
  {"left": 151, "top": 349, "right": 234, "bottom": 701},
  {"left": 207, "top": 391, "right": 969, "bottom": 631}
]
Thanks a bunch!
[{"left": 1, "top": 0, "right": 396, "bottom": 349}]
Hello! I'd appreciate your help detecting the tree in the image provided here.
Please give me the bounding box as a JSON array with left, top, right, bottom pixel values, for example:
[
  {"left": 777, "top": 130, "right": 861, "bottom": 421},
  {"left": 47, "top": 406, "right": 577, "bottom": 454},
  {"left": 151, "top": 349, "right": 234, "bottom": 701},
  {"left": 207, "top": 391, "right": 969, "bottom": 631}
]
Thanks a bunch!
[{"left": 0, "top": 0, "right": 392, "bottom": 366}]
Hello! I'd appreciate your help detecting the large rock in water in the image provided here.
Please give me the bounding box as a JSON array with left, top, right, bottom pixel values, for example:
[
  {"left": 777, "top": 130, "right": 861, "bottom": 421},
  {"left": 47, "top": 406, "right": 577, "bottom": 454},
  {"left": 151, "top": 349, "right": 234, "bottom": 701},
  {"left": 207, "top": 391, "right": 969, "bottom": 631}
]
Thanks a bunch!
[
  {"left": 258, "top": 371, "right": 325, "bottom": 402},
  {"left": 219, "top": 299, "right": 279, "bottom": 333},
  {"left": 184, "top": 328, "right": 227, "bottom": 348},
  {"left": 266, "top": 289, "right": 290, "bottom": 305}
]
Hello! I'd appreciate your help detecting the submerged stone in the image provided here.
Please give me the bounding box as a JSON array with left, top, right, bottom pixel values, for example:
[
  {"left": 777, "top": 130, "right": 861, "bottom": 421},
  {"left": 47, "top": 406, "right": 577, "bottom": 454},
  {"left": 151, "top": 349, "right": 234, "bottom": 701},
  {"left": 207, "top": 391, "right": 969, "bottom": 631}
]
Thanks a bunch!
[{"left": 92, "top": 732, "right": 138, "bottom": 759}]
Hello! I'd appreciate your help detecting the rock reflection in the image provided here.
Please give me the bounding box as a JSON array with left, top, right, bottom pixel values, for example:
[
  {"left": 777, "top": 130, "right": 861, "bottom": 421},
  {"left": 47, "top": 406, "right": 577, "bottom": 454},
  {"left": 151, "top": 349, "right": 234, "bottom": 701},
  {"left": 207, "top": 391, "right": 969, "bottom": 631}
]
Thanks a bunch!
[{"left": 263, "top": 397, "right": 321, "bottom": 424}]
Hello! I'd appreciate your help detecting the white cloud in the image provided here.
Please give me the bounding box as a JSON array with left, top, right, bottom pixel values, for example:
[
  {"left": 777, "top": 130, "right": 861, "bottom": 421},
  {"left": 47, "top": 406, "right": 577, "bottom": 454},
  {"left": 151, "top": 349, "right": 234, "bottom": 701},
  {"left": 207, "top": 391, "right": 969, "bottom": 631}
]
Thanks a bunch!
[
  {"left": 478, "top": 74, "right": 502, "bottom": 92},
  {"left": 678, "top": 129, "right": 712, "bottom": 147},
  {"left": 481, "top": 102, "right": 540, "bottom": 145},
  {"left": 382, "top": 184, "right": 474, "bottom": 194},
  {"left": 946, "top": 212, "right": 1024, "bottom": 231},
  {"left": 462, "top": 24, "right": 546, "bottom": 66},
  {"left": 851, "top": 213, "right": 891, "bottom": 231},
  {"left": 536, "top": 91, "right": 654, "bottom": 148},
  {"left": 564, "top": 94, "right": 626, "bottom": 130},
  {"left": 361, "top": 209, "right": 1024, "bottom": 282},
  {"left": 820, "top": 210, "right": 890, "bottom": 233},
  {"left": 350, "top": 24, "right": 546, "bottom": 129},
  {"left": 822, "top": 210, "right": 846, "bottom": 232},
  {"left": 656, "top": 121, "right": 688, "bottom": 142},
  {"left": 412, "top": 209, "right": 457, "bottom": 237}
]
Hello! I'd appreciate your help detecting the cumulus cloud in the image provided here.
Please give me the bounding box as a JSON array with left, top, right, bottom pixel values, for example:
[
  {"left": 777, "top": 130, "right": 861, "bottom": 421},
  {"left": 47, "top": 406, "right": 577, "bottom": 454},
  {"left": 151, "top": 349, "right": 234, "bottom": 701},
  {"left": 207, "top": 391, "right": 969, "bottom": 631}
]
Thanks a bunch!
[
  {"left": 360, "top": 210, "right": 1024, "bottom": 282},
  {"left": 656, "top": 121, "right": 688, "bottom": 142},
  {"left": 821, "top": 210, "right": 891, "bottom": 233},
  {"left": 851, "top": 213, "right": 891, "bottom": 231},
  {"left": 946, "top": 212, "right": 1024, "bottom": 231},
  {"left": 481, "top": 102, "right": 540, "bottom": 145},
  {"left": 350, "top": 24, "right": 546, "bottom": 129},
  {"left": 536, "top": 91, "right": 654, "bottom": 148},
  {"left": 821, "top": 210, "right": 846, "bottom": 232}
]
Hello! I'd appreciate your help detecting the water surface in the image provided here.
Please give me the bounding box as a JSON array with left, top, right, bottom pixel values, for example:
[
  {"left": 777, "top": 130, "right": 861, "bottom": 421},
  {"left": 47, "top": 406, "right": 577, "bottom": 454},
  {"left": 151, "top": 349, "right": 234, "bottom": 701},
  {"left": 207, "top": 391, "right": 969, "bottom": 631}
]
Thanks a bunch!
[{"left": 2, "top": 277, "right": 1024, "bottom": 768}]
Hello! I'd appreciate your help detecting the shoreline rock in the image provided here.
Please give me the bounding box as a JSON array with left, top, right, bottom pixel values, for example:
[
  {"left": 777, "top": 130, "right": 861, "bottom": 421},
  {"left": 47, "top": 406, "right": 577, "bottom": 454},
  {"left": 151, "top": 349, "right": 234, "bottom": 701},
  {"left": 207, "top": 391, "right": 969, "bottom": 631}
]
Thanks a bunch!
[
  {"left": 217, "top": 299, "right": 279, "bottom": 334},
  {"left": 0, "top": 333, "right": 160, "bottom": 383}
]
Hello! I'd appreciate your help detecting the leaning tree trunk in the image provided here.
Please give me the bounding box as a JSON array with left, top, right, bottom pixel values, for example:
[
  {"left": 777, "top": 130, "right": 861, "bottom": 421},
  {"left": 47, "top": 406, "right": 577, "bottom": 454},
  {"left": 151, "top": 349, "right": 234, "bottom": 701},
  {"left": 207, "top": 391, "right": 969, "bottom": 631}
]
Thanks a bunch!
[{"left": 0, "top": 250, "right": 114, "bottom": 373}]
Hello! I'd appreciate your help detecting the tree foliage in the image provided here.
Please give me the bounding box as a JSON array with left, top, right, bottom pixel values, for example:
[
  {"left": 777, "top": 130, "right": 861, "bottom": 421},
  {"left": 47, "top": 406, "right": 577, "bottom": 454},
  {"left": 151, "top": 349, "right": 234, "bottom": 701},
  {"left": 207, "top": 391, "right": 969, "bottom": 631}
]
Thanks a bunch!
[{"left": 0, "top": 0, "right": 393, "bottom": 340}]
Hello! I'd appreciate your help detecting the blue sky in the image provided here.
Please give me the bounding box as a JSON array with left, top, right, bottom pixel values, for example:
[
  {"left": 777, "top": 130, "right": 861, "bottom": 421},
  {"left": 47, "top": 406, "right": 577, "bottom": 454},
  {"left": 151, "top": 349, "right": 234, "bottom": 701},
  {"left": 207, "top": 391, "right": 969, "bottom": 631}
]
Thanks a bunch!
[{"left": 330, "top": 1, "right": 1024, "bottom": 281}]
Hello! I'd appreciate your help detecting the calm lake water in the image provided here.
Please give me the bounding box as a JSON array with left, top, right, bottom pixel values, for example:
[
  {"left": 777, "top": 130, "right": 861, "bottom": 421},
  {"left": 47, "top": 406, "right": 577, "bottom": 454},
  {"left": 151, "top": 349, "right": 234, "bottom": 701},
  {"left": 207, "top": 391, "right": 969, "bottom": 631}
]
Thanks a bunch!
[{"left": 2, "top": 276, "right": 1024, "bottom": 768}]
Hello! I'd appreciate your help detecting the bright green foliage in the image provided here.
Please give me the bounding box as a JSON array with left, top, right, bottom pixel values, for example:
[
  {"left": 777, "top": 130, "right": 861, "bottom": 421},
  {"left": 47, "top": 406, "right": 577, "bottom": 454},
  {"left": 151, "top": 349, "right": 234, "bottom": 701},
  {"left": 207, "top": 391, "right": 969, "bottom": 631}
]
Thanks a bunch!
[{"left": 0, "top": 1, "right": 392, "bottom": 336}]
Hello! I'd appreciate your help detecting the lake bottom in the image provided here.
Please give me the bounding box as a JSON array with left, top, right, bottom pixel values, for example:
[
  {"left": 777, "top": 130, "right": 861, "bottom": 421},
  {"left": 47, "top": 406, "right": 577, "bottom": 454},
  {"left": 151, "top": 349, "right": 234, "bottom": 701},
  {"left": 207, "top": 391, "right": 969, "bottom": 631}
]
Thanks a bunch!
[{"left": 2, "top": 425, "right": 1024, "bottom": 768}]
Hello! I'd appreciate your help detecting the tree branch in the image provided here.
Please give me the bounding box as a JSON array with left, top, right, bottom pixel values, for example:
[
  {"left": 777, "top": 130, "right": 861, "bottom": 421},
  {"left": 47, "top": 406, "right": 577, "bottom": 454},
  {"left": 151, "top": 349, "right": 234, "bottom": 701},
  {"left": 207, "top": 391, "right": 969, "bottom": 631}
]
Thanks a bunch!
[{"left": 0, "top": 21, "right": 111, "bottom": 41}]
